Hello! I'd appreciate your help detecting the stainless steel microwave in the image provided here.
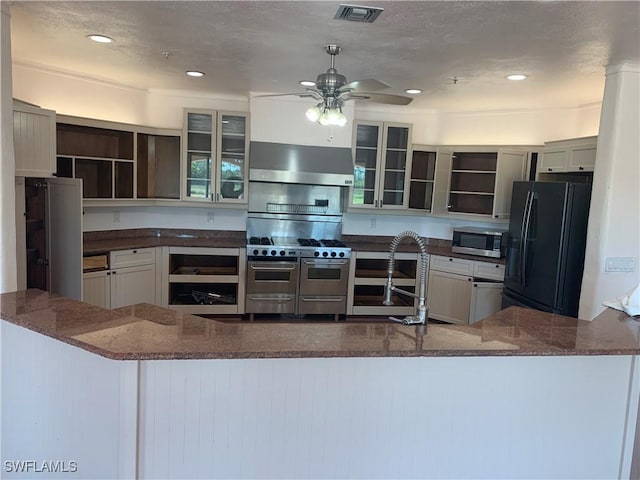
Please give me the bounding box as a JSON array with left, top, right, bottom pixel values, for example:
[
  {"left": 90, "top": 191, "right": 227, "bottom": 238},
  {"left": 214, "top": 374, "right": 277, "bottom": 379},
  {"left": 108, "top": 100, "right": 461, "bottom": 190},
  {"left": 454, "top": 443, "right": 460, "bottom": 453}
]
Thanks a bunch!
[{"left": 452, "top": 227, "right": 507, "bottom": 258}]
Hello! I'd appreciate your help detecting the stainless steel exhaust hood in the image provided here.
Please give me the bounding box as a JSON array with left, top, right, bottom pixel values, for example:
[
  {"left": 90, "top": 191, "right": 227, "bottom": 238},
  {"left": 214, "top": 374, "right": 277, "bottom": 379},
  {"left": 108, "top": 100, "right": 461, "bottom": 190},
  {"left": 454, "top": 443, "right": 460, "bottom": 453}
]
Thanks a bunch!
[{"left": 249, "top": 141, "right": 354, "bottom": 186}]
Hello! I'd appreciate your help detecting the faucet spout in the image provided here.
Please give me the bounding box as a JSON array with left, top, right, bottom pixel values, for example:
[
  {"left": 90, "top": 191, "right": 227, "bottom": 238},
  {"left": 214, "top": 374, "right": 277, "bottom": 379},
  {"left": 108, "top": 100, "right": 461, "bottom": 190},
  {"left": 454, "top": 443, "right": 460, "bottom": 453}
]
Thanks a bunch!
[{"left": 383, "top": 231, "right": 429, "bottom": 325}]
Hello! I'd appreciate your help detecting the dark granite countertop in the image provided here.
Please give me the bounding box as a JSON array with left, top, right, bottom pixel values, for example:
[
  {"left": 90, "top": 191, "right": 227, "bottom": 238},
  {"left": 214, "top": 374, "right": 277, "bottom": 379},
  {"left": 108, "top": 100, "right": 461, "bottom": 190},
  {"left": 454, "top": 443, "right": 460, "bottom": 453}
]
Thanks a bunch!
[
  {"left": 2, "top": 289, "right": 638, "bottom": 360},
  {"left": 84, "top": 229, "right": 504, "bottom": 264},
  {"left": 83, "top": 228, "right": 246, "bottom": 255}
]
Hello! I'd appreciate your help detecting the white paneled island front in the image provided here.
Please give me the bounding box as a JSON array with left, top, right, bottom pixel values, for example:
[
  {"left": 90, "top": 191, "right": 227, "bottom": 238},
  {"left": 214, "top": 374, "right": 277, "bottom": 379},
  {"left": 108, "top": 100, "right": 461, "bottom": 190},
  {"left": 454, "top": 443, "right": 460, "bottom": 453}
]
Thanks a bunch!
[{"left": 2, "top": 290, "right": 639, "bottom": 479}]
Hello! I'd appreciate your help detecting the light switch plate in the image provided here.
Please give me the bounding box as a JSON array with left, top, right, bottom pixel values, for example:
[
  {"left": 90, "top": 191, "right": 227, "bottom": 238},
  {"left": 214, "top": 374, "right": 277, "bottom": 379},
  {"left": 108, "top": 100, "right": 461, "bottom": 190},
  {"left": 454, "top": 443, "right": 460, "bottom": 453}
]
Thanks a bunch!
[{"left": 605, "top": 257, "right": 636, "bottom": 272}]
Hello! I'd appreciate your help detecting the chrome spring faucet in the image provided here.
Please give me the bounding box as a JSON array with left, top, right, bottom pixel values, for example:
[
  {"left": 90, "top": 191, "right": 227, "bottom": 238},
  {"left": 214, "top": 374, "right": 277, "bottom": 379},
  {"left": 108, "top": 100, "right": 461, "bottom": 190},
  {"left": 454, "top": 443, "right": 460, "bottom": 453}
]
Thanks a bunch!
[{"left": 383, "top": 230, "right": 429, "bottom": 325}]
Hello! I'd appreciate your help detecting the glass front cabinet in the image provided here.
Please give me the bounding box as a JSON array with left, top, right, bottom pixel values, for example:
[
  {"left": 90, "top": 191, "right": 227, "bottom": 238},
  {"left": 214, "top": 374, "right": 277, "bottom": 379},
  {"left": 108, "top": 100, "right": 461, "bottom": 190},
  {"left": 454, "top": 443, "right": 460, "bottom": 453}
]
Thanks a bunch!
[
  {"left": 350, "top": 121, "right": 412, "bottom": 209},
  {"left": 183, "top": 109, "right": 249, "bottom": 204}
]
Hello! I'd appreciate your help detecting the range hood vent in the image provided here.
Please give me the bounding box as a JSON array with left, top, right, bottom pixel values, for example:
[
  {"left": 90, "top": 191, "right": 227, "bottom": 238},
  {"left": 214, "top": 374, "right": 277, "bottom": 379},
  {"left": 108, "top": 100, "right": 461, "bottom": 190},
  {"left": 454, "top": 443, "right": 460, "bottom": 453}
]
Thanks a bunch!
[{"left": 249, "top": 142, "right": 354, "bottom": 187}]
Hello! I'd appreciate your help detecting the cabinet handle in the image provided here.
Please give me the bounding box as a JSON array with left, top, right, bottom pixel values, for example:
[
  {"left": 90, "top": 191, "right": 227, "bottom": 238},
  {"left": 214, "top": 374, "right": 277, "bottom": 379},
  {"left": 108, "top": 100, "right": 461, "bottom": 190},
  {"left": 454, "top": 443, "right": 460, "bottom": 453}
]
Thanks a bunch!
[
  {"left": 374, "top": 200, "right": 378, "bottom": 207},
  {"left": 578, "top": 167, "right": 584, "bottom": 171},
  {"left": 495, "top": 264, "right": 500, "bottom": 268},
  {"left": 112, "top": 271, "right": 116, "bottom": 275},
  {"left": 473, "top": 283, "right": 478, "bottom": 287},
  {"left": 107, "top": 272, "right": 111, "bottom": 276},
  {"left": 447, "top": 204, "right": 452, "bottom": 210},
  {"left": 216, "top": 193, "right": 221, "bottom": 201},
  {"left": 133, "top": 250, "right": 137, "bottom": 254},
  {"left": 548, "top": 168, "right": 552, "bottom": 172},
  {"left": 468, "top": 278, "right": 472, "bottom": 282},
  {"left": 449, "top": 258, "right": 453, "bottom": 262}
]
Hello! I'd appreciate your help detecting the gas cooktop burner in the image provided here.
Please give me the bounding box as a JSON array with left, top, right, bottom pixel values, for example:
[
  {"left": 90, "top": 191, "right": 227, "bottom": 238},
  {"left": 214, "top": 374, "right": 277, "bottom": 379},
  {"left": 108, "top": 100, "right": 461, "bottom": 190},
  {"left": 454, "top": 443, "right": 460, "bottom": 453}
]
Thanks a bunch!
[
  {"left": 321, "top": 239, "right": 347, "bottom": 248},
  {"left": 248, "top": 236, "right": 272, "bottom": 245},
  {"left": 298, "top": 238, "right": 322, "bottom": 247},
  {"left": 247, "top": 236, "right": 351, "bottom": 259}
]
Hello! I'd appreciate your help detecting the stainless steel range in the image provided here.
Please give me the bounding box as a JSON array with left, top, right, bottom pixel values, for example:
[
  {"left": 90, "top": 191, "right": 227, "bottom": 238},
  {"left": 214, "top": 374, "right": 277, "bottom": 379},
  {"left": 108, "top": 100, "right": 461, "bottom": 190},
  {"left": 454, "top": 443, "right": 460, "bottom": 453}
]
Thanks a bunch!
[{"left": 245, "top": 180, "right": 352, "bottom": 320}]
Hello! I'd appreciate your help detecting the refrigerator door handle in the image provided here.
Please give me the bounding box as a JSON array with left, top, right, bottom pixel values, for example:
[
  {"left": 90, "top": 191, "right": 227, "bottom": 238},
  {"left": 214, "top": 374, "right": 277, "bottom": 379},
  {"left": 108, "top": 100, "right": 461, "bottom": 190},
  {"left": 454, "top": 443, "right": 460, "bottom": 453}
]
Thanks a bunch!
[{"left": 520, "top": 190, "right": 535, "bottom": 287}]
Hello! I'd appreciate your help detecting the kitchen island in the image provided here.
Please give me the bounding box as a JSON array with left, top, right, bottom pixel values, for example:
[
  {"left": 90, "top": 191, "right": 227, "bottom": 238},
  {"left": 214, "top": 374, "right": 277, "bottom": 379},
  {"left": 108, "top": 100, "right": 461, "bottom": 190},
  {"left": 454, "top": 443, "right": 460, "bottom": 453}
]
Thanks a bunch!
[{"left": 2, "top": 289, "right": 639, "bottom": 479}]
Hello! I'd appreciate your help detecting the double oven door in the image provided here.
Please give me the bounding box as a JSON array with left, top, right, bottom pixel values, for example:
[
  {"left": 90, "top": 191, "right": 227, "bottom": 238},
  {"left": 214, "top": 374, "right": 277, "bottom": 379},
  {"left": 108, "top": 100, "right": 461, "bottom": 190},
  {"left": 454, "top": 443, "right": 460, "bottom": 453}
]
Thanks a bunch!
[
  {"left": 246, "top": 260, "right": 298, "bottom": 314},
  {"left": 298, "top": 258, "right": 349, "bottom": 315},
  {"left": 245, "top": 257, "right": 350, "bottom": 317}
]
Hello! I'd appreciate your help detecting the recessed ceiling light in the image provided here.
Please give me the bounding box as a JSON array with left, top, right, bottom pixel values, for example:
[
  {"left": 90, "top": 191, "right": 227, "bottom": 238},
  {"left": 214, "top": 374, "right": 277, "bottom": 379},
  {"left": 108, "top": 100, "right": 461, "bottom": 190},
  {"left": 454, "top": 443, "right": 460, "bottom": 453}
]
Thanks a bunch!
[
  {"left": 186, "top": 71, "right": 205, "bottom": 77},
  {"left": 506, "top": 74, "right": 527, "bottom": 81},
  {"left": 405, "top": 89, "right": 422, "bottom": 94},
  {"left": 88, "top": 34, "right": 113, "bottom": 44},
  {"left": 300, "top": 80, "right": 316, "bottom": 87}
]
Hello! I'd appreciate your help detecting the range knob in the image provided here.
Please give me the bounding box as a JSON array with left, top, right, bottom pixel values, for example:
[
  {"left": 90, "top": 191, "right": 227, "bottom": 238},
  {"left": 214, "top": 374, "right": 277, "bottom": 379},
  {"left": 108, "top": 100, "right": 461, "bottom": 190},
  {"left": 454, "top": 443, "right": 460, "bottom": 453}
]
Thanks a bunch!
[
  {"left": 339, "top": 252, "right": 345, "bottom": 258},
  {"left": 261, "top": 249, "right": 267, "bottom": 256},
  {"left": 314, "top": 251, "right": 320, "bottom": 257},
  {"left": 280, "top": 250, "right": 285, "bottom": 256},
  {"left": 331, "top": 251, "right": 337, "bottom": 257},
  {"left": 253, "top": 249, "right": 259, "bottom": 255},
  {"left": 271, "top": 250, "right": 277, "bottom": 256},
  {"left": 322, "top": 251, "right": 328, "bottom": 257}
]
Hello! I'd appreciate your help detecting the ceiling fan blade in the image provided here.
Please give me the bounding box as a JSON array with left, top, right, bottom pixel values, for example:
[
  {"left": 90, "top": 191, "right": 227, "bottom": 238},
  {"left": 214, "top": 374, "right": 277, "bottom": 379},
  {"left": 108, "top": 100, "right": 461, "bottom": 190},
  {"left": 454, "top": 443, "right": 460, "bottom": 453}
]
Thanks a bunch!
[
  {"left": 350, "top": 92, "right": 413, "bottom": 105},
  {"left": 340, "top": 78, "right": 390, "bottom": 93},
  {"left": 253, "top": 91, "right": 321, "bottom": 100}
]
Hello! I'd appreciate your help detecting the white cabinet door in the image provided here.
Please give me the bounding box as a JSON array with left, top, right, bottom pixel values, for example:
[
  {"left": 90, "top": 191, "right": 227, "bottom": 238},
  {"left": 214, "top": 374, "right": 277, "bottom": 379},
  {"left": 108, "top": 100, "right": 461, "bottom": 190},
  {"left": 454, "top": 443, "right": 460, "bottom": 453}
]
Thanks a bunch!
[
  {"left": 539, "top": 149, "right": 568, "bottom": 173},
  {"left": 47, "top": 178, "right": 83, "bottom": 301},
  {"left": 350, "top": 121, "right": 412, "bottom": 210},
  {"left": 493, "top": 150, "right": 526, "bottom": 219},
  {"left": 427, "top": 269, "right": 472, "bottom": 325},
  {"left": 83, "top": 271, "right": 111, "bottom": 308},
  {"left": 568, "top": 145, "right": 596, "bottom": 172},
  {"left": 110, "top": 264, "right": 157, "bottom": 309},
  {"left": 182, "top": 109, "right": 249, "bottom": 204},
  {"left": 470, "top": 281, "right": 504, "bottom": 324},
  {"left": 13, "top": 102, "right": 56, "bottom": 177}
]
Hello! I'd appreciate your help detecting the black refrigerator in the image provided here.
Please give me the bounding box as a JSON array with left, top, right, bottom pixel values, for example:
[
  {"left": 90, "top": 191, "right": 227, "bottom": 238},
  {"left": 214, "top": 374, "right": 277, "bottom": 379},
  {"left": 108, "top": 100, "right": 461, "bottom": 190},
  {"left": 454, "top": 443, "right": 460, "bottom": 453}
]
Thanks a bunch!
[{"left": 502, "top": 181, "right": 591, "bottom": 317}]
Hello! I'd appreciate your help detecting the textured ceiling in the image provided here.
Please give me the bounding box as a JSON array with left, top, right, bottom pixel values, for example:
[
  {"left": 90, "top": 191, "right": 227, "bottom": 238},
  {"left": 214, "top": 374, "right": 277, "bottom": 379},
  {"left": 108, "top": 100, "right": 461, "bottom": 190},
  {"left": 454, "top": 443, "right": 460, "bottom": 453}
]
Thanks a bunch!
[{"left": 8, "top": 1, "right": 640, "bottom": 111}]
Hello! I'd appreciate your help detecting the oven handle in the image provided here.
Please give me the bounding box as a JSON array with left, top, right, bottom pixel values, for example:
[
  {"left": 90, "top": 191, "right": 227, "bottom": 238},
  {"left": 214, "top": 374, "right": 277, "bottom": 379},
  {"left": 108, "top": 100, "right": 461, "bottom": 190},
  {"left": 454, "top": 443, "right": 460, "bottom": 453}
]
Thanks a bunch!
[
  {"left": 247, "top": 295, "right": 295, "bottom": 302},
  {"left": 299, "top": 296, "right": 344, "bottom": 302},
  {"left": 301, "top": 259, "right": 349, "bottom": 266},
  {"left": 249, "top": 264, "right": 297, "bottom": 271}
]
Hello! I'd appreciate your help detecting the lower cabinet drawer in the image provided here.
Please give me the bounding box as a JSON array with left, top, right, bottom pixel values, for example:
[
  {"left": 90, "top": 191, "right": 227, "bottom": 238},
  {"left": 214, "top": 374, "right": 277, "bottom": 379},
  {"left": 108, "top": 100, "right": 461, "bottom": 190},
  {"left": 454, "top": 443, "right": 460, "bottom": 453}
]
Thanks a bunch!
[
  {"left": 245, "top": 294, "right": 296, "bottom": 314},
  {"left": 298, "top": 296, "right": 346, "bottom": 315},
  {"left": 473, "top": 262, "right": 505, "bottom": 281},
  {"left": 430, "top": 255, "right": 474, "bottom": 276},
  {"left": 110, "top": 248, "right": 155, "bottom": 269}
]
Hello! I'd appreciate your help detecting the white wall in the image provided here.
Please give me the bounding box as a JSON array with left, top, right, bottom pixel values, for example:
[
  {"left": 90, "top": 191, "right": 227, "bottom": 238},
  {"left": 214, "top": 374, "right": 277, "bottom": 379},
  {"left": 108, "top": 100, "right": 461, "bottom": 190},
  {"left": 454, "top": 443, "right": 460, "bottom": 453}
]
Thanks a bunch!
[
  {"left": 1, "top": 4, "right": 17, "bottom": 293},
  {"left": 580, "top": 63, "right": 640, "bottom": 320},
  {"left": 11, "top": 63, "right": 603, "bottom": 239},
  {"left": 83, "top": 205, "right": 247, "bottom": 232}
]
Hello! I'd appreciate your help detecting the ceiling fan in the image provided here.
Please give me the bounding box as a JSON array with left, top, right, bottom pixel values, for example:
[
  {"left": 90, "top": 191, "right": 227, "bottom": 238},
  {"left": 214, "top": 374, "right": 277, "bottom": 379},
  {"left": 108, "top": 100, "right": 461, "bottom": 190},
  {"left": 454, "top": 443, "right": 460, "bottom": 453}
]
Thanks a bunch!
[{"left": 258, "top": 44, "right": 413, "bottom": 126}]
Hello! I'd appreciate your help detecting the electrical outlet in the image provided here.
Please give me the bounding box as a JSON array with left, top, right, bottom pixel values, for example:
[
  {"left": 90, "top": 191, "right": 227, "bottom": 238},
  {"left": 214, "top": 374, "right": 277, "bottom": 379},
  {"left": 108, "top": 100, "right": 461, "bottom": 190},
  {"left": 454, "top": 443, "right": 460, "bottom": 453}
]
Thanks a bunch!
[
  {"left": 370, "top": 217, "right": 377, "bottom": 229},
  {"left": 207, "top": 211, "right": 215, "bottom": 224},
  {"left": 113, "top": 211, "right": 120, "bottom": 223},
  {"left": 605, "top": 257, "right": 636, "bottom": 272}
]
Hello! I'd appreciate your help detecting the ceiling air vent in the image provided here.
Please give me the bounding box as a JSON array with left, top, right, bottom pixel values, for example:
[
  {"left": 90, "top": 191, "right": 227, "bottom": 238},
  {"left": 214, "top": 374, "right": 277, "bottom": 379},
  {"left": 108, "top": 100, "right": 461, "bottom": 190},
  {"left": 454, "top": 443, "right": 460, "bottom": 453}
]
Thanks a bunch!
[{"left": 334, "top": 4, "right": 384, "bottom": 23}]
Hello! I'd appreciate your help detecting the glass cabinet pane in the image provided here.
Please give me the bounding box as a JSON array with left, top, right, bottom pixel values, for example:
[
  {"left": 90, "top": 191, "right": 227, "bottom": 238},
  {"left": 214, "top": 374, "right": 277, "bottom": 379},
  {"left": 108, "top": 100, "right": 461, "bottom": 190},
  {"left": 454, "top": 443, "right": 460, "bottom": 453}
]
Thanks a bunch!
[
  {"left": 187, "top": 113, "right": 212, "bottom": 132},
  {"left": 187, "top": 152, "right": 211, "bottom": 199},
  {"left": 386, "top": 127, "right": 409, "bottom": 150},
  {"left": 356, "top": 124, "right": 379, "bottom": 148},
  {"left": 185, "top": 112, "right": 214, "bottom": 200},
  {"left": 352, "top": 124, "right": 380, "bottom": 206},
  {"left": 218, "top": 114, "right": 247, "bottom": 201}
]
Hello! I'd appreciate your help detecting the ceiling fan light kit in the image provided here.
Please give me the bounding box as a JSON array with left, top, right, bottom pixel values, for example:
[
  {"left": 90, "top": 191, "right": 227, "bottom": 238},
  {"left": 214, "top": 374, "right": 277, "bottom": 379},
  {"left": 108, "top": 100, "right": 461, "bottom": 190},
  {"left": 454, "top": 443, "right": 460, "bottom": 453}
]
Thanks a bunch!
[{"left": 258, "top": 43, "right": 412, "bottom": 127}]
